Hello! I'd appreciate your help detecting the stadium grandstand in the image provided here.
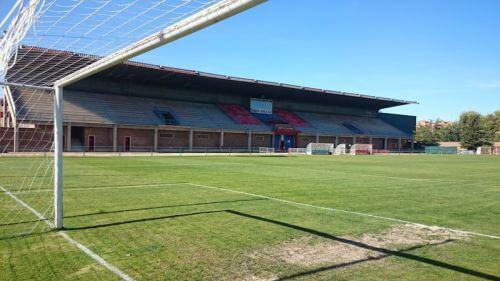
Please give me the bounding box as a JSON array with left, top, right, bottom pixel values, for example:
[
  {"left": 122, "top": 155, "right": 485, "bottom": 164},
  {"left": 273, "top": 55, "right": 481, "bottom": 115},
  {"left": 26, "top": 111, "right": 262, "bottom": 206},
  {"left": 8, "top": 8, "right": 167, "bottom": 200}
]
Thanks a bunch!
[{"left": 1, "top": 46, "right": 416, "bottom": 153}]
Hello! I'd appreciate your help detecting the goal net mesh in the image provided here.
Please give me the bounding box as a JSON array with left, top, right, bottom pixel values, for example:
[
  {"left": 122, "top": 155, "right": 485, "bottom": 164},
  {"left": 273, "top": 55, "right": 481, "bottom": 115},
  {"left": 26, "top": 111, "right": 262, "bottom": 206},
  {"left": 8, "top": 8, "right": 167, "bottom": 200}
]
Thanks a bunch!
[
  {"left": 334, "top": 144, "right": 347, "bottom": 155},
  {"left": 350, "top": 144, "right": 373, "bottom": 155},
  {"left": 0, "top": 86, "right": 55, "bottom": 238},
  {"left": 306, "top": 143, "right": 334, "bottom": 155},
  {"left": 0, "top": 0, "right": 242, "bottom": 239}
]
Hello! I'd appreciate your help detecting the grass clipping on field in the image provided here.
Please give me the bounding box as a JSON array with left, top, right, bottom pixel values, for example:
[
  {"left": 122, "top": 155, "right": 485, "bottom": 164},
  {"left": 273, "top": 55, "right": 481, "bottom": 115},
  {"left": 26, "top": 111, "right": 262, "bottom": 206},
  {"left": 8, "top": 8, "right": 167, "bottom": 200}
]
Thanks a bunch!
[{"left": 248, "top": 224, "right": 470, "bottom": 267}]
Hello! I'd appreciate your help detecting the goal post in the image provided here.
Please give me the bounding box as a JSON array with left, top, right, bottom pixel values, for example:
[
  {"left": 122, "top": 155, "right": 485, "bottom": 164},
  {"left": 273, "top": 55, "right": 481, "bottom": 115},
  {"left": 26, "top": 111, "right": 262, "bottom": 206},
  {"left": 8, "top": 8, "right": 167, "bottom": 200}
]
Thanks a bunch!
[
  {"left": 306, "top": 143, "right": 334, "bottom": 155},
  {"left": 1, "top": 0, "right": 268, "bottom": 233},
  {"left": 54, "top": 86, "right": 63, "bottom": 229},
  {"left": 350, "top": 144, "right": 373, "bottom": 155}
]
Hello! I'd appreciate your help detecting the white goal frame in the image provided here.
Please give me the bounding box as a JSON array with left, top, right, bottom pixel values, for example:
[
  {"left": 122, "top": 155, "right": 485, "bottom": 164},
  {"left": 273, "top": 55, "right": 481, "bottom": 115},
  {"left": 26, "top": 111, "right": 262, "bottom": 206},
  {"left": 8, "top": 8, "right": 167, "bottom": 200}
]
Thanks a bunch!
[{"left": 50, "top": 0, "right": 267, "bottom": 229}]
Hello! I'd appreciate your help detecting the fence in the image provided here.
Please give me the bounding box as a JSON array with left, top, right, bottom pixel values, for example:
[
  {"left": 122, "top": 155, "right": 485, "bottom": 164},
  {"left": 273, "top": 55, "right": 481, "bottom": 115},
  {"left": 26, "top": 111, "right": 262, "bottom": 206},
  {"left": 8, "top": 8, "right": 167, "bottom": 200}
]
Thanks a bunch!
[{"left": 425, "top": 146, "right": 458, "bottom": 154}]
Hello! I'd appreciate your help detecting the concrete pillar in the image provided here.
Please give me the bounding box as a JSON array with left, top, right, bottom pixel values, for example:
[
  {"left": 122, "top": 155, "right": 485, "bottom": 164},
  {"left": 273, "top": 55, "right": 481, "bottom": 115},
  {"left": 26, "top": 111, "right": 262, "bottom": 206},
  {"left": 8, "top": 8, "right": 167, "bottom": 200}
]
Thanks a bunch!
[
  {"left": 66, "top": 122, "right": 72, "bottom": 152},
  {"left": 398, "top": 138, "right": 403, "bottom": 151},
  {"left": 335, "top": 136, "right": 339, "bottom": 146},
  {"left": 189, "top": 129, "right": 194, "bottom": 150},
  {"left": 316, "top": 133, "right": 320, "bottom": 143},
  {"left": 411, "top": 138, "right": 414, "bottom": 150},
  {"left": 220, "top": 131, "right": 224, "bottom": 147},
  {"left": 153, "top": 127, "right": 158, "bottom": 152},
  {"left": 271, "top": 133, "right": 275, "bottom": 148},
  {"left": 113, "top": 124, "right": 118, "bottom": 152},
  {"left": 13, "top": 124, "right": 18, "bottom": 152},
  {"left": 384, "top": 137, "right": 388, "bottom": 150},
  {"left": 369, "top": 136, "right": 373, "bottom": 144},
  {"left": 247, "top": 131, "right": 252, "bottom": 151},
  {"left": 353, "top": 136, "right": 357, "bottom": 144}
]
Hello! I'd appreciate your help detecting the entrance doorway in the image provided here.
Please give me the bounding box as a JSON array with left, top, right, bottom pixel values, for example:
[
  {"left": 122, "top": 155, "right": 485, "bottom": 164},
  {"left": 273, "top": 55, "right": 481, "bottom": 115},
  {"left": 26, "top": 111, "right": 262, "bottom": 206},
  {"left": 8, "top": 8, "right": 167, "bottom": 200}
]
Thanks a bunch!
[
  {"left": 124, "top": 136, "right": 131, "bottom": 152},
  {"left": 71, "top": 126, "right": 85, "bottom": 151},
  {"left": 87, "top": 135, "right": 95, "bottom": 152},
  {"left": 274, "top": 134, "right": 295, "bottom": 151}
]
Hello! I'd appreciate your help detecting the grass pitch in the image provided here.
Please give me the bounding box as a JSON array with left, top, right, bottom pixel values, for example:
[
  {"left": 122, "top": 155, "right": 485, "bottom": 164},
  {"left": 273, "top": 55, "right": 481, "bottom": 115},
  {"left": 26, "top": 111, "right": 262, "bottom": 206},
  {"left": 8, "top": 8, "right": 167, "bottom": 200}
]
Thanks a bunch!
[{"left": 0, "top": 155, "right": 499, "bottom": 280}]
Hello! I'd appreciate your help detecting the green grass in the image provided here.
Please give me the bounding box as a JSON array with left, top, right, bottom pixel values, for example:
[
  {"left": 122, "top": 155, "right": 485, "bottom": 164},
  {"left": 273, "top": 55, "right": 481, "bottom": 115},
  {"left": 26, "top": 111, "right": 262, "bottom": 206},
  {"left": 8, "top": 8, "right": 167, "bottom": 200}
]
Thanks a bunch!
[{"left": 0, "top": 155, "right": 499, "bottom": 280}]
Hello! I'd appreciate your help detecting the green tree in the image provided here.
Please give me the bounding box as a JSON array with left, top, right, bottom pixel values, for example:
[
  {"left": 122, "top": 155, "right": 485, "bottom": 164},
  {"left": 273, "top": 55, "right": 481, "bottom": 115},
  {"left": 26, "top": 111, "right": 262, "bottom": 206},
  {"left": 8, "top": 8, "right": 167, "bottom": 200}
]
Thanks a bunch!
[
  {"left": 415, "top": 125, "right": 438, "bottom": 146},
  {"left": 483, "top": 110, "right": 500, "bottom": 142},
  {"left": 437, "top": 122, "right": 460, "bottom": 142},
  {"left": 459, "top": 111, "right": 490, "bottom": 149}
]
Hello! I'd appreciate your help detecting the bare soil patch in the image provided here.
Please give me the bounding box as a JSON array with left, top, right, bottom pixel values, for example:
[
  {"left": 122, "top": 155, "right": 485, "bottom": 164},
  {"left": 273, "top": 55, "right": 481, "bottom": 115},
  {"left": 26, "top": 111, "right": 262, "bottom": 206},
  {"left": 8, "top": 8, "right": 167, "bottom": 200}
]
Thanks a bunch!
[{"left": 248, "top": 224, "right": 469, "bottom": 267}]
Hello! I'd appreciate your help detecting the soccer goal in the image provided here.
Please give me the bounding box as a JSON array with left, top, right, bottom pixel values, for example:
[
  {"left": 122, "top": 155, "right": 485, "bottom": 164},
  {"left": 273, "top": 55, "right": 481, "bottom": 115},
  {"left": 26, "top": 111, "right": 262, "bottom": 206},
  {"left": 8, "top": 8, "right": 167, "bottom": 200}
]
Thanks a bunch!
[
  {"left": 0, "top": 0, "right": 267, "bottom": 239},
  {"left": 306, "top": 143, "right": 334, "bottom": 155},
  {"left": 350, "top": 144, "right": 373, "bottom": 155},
  {"left": 334, "top": 144, "right": 347, "bottom": 155}
]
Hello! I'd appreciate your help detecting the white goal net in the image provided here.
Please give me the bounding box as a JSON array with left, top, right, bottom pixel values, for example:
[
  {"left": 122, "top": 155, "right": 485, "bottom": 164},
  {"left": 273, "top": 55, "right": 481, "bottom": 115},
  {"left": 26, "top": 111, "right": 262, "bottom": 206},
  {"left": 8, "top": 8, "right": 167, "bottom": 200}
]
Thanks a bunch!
[
  {"left": 334, "top": 144, "right": 347, "bottom": 155},
  {"left": 306, "top": 143, "right": 334, "bottom": 155},
  {"left": 350, "top": 144, "right": 373, "bottom": 155},
  {"left": 0, "top": 0, "right": 266, "bottom": 239}
]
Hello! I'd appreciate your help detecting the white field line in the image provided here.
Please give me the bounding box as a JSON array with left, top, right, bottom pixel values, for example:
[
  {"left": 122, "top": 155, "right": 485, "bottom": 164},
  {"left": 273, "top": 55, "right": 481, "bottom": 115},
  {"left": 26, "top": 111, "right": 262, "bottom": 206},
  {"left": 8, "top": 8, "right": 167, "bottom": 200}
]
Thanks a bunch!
[
  {"left": 185, "top": 183, "right": 500, "bottom": 240},
  {"left": 0, "top": 185, "right": 135, "bottom": 281},
  {"left": 8, "top": 183, "right": 186, "bottom": 194}
]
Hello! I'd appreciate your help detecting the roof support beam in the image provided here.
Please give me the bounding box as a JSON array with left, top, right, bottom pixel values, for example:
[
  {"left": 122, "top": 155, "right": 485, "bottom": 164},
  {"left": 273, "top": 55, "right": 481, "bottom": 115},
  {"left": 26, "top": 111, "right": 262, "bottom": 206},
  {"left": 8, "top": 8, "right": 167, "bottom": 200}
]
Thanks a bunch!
[{"left": 55, "top": 0, "right": 267, "bottom": 88}]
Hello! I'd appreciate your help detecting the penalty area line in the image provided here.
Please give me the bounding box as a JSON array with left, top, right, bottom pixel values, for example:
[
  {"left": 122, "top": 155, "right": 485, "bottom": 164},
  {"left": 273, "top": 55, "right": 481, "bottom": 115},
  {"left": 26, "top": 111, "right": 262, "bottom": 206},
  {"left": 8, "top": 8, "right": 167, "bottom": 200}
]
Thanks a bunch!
[
  {"left": 185, "top": 183, "right": 500, "bottom": 240},
  {"left": 9, "top": 182, "right": 187, "bottom": 194},
  {"left": 0, "top": 185, "right": 135, "bottom": 281}
]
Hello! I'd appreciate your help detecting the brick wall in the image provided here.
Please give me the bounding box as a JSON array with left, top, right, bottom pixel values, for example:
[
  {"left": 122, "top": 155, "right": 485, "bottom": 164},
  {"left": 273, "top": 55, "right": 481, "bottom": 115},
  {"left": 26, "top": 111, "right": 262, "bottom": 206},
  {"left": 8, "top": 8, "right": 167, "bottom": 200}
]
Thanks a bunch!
[
  {"left": 158, "top": 130, "right": 189, "bottom": 148},
  {"left": 85, "top": 127, "right": 113, "bottom": 148},
  {"left": 223, "top": 132, "right": 247, "bottom": 148},
  {"left": 387, "top": 138, "right": 399, "bottom": 149},
  {"left": 251, "top": 134, "right": 270, "bottom": 148},
  {"left": 0, "top": 125, "right": 54, "bottom": 152},
  {"left": 338, "top": 137, "right": 354, "bottom": 145},
  {"left": 193, "top": 131, "right": 220, "bottom": 147},
  {"left": 117, "top": 128, "right": 154, "bottom": 149},
  {"left": 297, "top": 135, "right": 315, "bottom": 148},
  {"left": 372, "top": 138, "right": 385, "bottom": 149},
  {"left": 356, "top": 137, "right": 370, "bottom": 144},
  {"left": 319, "top": 136, "right": 336, "bottom": 144}
]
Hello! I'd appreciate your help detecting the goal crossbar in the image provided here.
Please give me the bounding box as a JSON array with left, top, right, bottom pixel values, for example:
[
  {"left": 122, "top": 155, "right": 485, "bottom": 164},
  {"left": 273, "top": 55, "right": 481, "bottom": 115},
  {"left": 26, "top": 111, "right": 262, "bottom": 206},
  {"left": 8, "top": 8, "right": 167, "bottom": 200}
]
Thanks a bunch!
[
  {"left": 50, "top": 0, "right": 267, "bottom": 229},
  {"left": 54, "top": 0, "right": 266, "bottom": 88}
]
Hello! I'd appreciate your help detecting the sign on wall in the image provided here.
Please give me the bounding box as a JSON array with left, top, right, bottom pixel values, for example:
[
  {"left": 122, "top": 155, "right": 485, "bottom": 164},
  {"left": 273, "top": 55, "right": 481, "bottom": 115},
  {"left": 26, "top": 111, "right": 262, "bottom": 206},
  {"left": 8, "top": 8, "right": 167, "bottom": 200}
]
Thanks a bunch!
[{"left": 250, "top": 98, "right": 273, "bottom": 114}]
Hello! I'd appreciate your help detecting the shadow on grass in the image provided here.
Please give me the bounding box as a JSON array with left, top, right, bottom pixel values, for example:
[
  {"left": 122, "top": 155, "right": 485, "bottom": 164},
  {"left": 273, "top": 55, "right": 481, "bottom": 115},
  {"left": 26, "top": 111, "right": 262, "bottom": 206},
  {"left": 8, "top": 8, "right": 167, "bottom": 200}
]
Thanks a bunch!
[
  {"left": 278, "top": 241, "right": 453, "bottom": 280},
  {"left": 227, "top": 210, "right": 500, "bottom": 281},
  {"left": 62, "top": 209, "right": 498, "bottom": 280},
  {"left": 0, "top": 198, "right": 265, "bottom": 228},
  {"left": 65, "top": 198, "right": 266, "bottom": 219}
]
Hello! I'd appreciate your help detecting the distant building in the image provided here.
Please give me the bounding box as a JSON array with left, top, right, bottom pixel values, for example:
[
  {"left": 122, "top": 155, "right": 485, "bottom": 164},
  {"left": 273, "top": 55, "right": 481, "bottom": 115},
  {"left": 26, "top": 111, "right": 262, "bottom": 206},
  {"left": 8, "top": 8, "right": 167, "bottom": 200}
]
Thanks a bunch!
[{"left": 1, "top": 47, "right": 417, "bottom": 153}]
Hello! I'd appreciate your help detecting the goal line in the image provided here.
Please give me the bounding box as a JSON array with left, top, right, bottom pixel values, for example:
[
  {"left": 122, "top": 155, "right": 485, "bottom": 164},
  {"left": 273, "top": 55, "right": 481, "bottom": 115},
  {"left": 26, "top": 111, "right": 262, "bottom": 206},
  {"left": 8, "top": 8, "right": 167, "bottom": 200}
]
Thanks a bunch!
[{"left": 0, "top": 185, "right": 134, "bottom": 281}]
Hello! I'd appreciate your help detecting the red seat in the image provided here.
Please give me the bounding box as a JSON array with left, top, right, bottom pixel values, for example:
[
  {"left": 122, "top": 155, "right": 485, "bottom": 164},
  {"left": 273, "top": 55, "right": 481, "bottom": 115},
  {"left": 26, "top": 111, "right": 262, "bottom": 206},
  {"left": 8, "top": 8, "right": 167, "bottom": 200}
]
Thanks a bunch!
[
  {"left": 218, "top": 104, "right": 262, "bottom": 125},
  {"left": 273, "top": 108, "right": 311, "bottom": 127}
]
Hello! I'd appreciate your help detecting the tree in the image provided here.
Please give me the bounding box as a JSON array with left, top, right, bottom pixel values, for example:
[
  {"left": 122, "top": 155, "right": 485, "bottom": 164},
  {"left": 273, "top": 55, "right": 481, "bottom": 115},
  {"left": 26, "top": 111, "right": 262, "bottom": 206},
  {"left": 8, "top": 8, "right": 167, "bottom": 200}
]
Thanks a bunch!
[
  {"left": 483, "top": 110, "right": 500, "bottom": 142},
  {"left": 436, "top": 122, "right": 460, "bottom": 142},
  {"left": 459, "top": 111, "right": 490, "bottom": 150},
  {"left": 415, "top": 125, "right": 438, "bottom": 146}
]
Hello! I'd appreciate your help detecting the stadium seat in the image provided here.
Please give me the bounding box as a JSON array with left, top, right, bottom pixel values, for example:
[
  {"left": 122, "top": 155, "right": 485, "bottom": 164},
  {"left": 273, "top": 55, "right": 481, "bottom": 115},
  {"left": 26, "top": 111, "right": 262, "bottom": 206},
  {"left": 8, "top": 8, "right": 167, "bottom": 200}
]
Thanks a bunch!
[
  {"left": 273, "top": 108, "right": 311, "bottom": 127},
  {"left": 218, "top": 103, "right": 263, "bottom": 125}
]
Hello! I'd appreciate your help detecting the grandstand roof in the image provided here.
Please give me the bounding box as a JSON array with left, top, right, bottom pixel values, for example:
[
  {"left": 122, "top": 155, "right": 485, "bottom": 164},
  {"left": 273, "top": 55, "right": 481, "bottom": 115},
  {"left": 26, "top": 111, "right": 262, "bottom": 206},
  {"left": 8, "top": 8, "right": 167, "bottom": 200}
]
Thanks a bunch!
[{"left": 7, "top": 46, "right": 417, "bottom": 109}]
